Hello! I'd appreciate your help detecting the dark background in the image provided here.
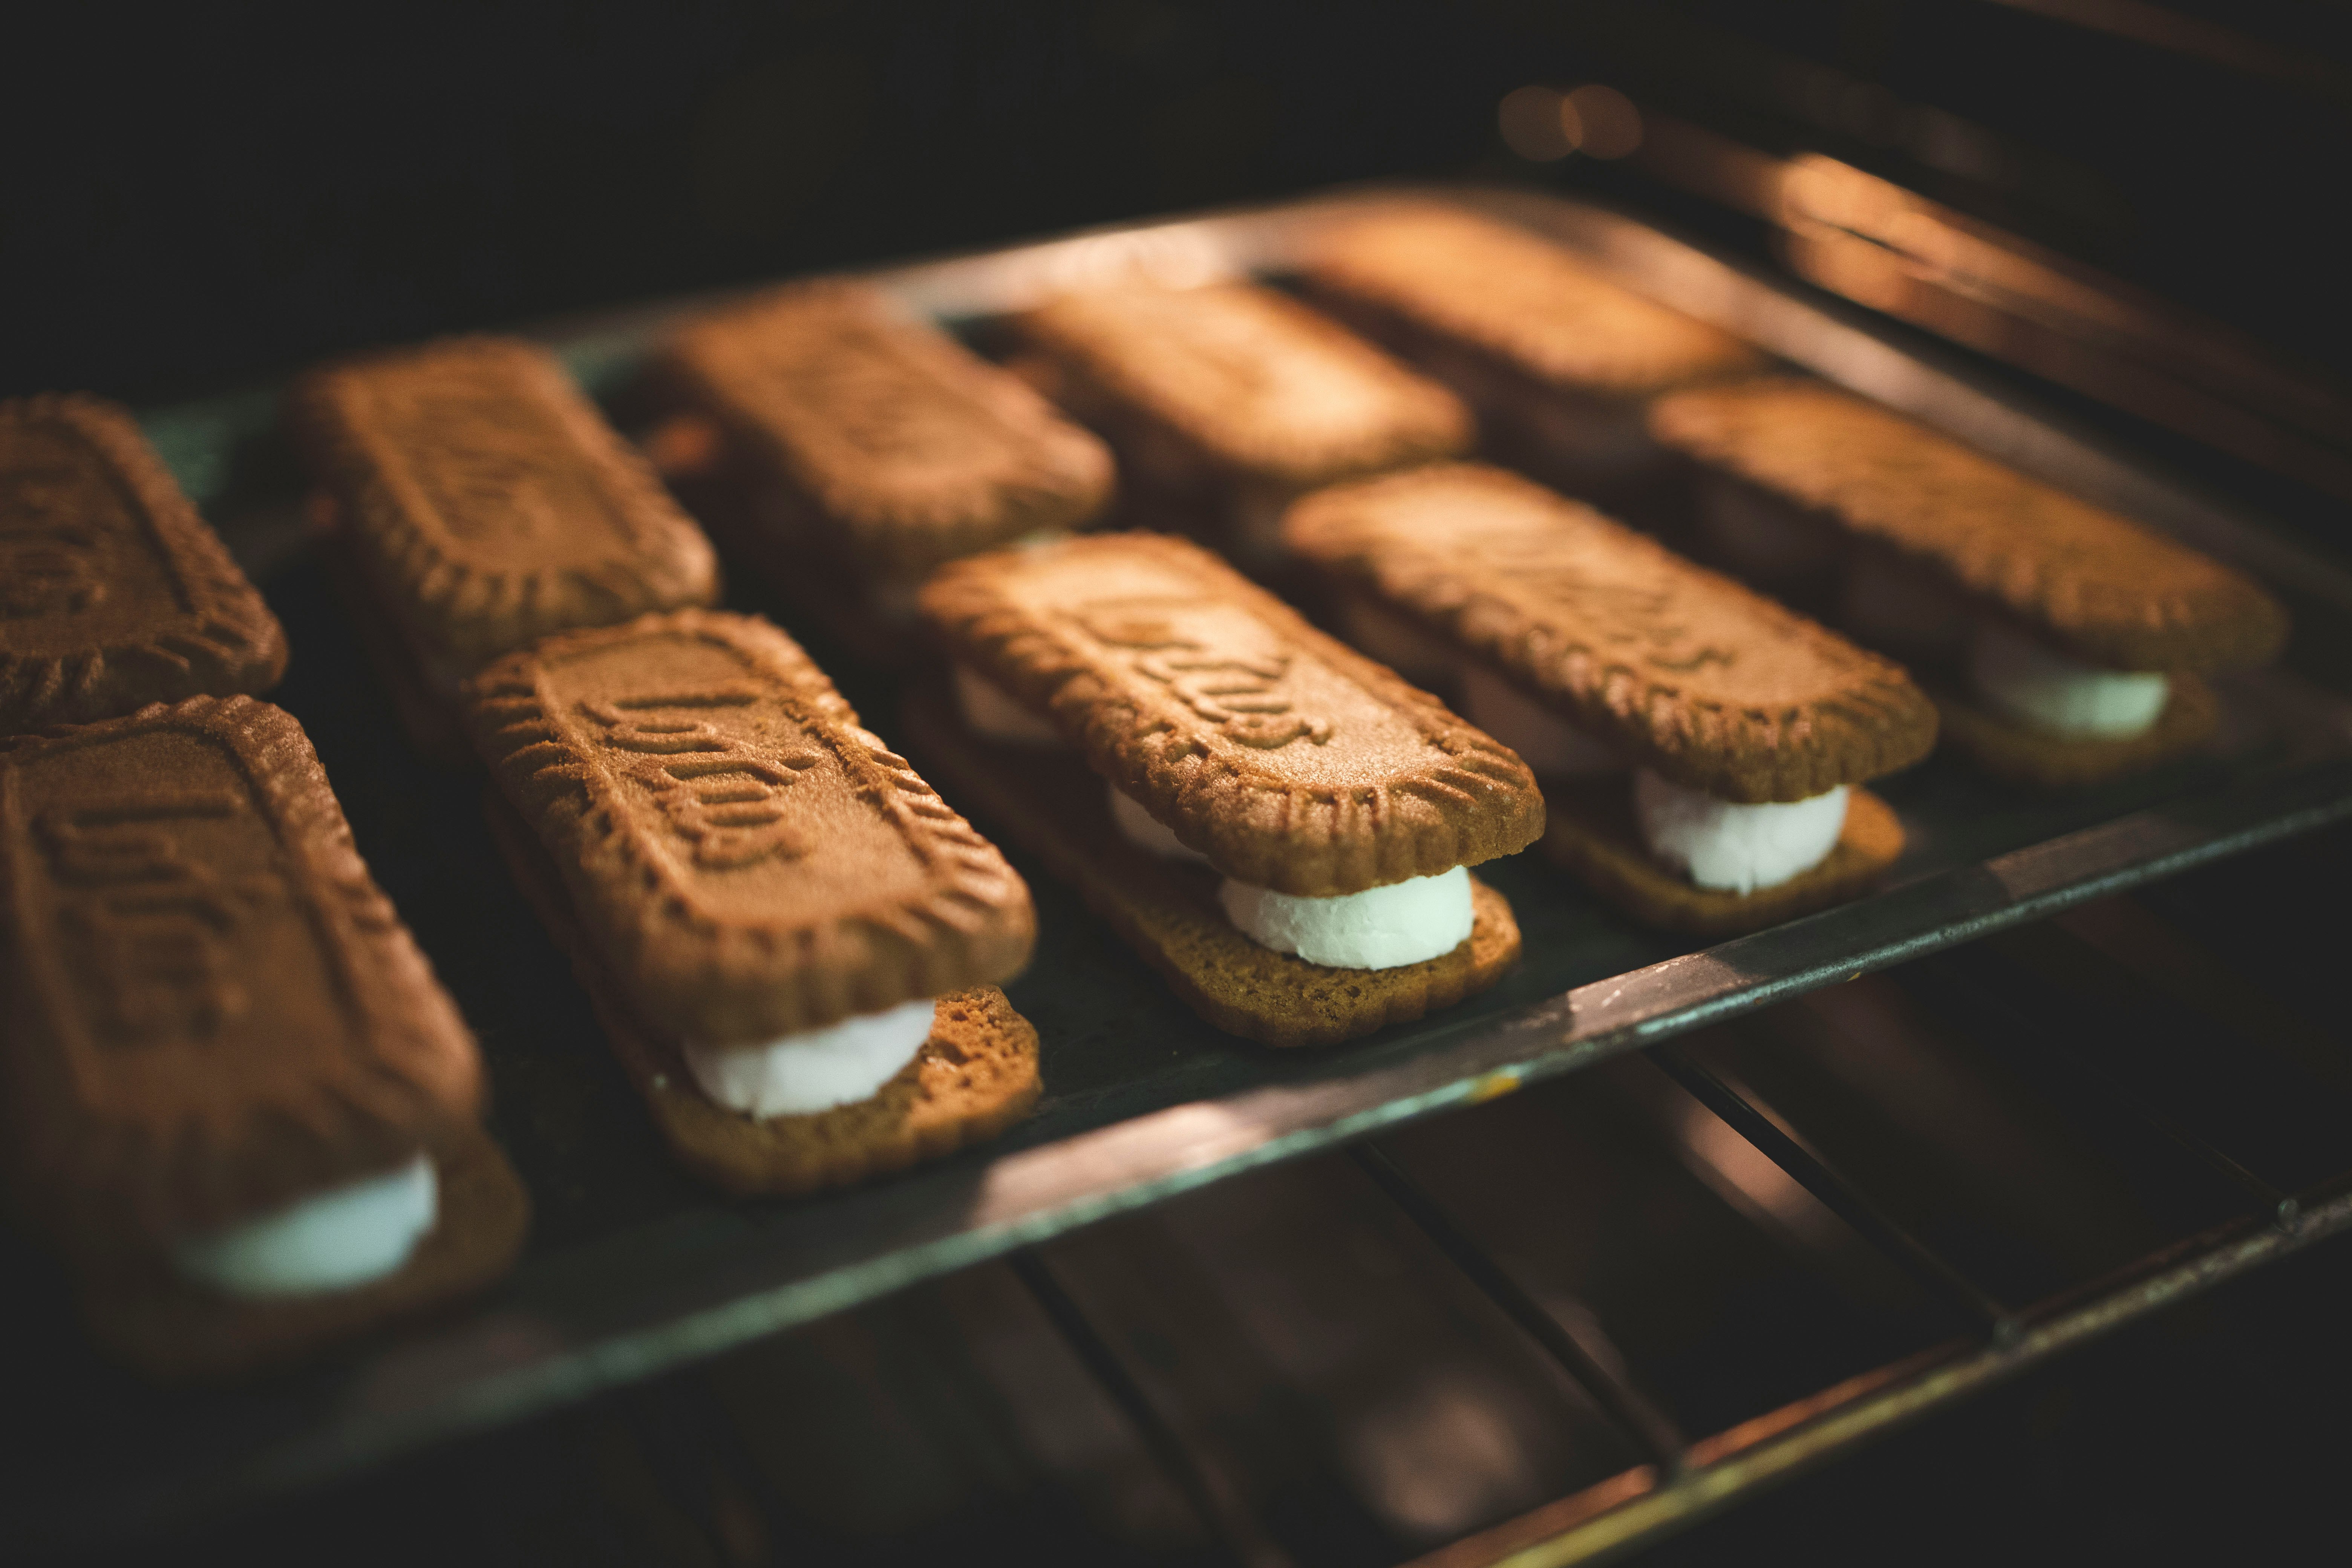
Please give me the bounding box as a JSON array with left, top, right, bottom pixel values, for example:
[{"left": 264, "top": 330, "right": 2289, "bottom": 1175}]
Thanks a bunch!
[{"left": 8, "top": 1, "right": 2350, "bottom": 407}]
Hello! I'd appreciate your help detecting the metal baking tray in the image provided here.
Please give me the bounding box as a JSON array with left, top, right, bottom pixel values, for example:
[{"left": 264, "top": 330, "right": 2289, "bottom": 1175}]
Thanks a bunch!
[{"left": 12, "top": 184, "right": 2352, "bottom": 1550}]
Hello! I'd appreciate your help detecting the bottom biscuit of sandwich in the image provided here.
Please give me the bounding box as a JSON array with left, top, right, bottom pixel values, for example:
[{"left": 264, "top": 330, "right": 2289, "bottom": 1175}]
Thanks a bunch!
[
  {"left": 902, "top": 684, "right": 1521, "bottom": 1049},
  {"left": 1538, "top": 776, "right": 1906, "bottom": 939},
  {"left": 484, "top": 790, "right": 1040, "bottom": 1195},
  {"left": 307, "top": 496, "right": 482, "bottom": 766},
  {"left": 70, "top": 1123, "right": 529, "bottom": 1383},
  {"left": 1930, "top": 675, "right": 2219, "bottom": 791}
]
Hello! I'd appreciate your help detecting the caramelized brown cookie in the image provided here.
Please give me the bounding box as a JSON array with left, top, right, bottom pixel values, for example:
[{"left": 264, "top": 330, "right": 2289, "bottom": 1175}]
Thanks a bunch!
[
  {"left": 920, "top": 532, "right": 1545, "bottom": 896},
  {"left": 652, "top": 279, "right": 1115, "bottom": 583},
  {"left": 902, "top": 684, "right": 1520, "bottom": 1048},
  {"left": 0, "top": 697, "right": 522, "bottom": 1375},
  {"left": 1648, "top": 380, "right": 2288, "bottom": 673},
  {"left": 1539, "top": 777, "right": 1905, "bottom": 937},
  {"left": 488, "top": 786, "right": 1038, "bottom": 1195},
  {"left": 1012, "top": 280, "right": 1471, "bottom": 506},
  {"left": 1932, "top": 676, "right": 2219, "bottom": 789},
  {"left": 1283, "top": 465, "right": 1937, "bottom": 802},
  {"left": 288, "top": 336, "right": 720, "bottom": 680},
  {"left": 464, "top": 609, "right": 1035, "bottom": 1043},
  {"left": 0, "top": 395, "right": 286, "bottom": 731},
  {"left": 1300, "top": 202, "right": 1762, "bottom": 402}
]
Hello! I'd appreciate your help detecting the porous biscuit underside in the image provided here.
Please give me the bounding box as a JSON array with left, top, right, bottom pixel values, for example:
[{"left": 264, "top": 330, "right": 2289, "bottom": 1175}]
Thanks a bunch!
[
  {"left": 74, "top": 1125, "right": 529, "bottom": 1383},
  {"left": 902, "top": 685, "right": 1522, "bottom": 1050},
  {"left": 1538, "top": 776, "right": 1905, "bottom": 938},
  {"left": 1931, "top": 675, "right": 2219, "bottom": 790},
  {"left": 486, "top": 790, "right": 1040, "bottom": 1196}
]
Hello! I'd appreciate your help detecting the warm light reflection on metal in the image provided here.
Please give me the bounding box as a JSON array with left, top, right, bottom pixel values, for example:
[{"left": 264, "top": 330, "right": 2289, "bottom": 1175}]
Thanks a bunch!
[{"left": 1671, "top": 1097, "right": 1844, "bottom": 1247}]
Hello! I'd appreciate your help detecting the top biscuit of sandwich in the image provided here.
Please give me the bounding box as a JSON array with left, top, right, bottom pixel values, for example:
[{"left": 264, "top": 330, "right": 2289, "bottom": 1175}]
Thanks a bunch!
[
  {"left": 657, "top": 280, "right": 1116, "bottom": 582},
  {"left": 1285, "top": 465, "right": 1937, "bottom": 802},
  {"left": 920, "top": 533, "right": 1544, "bottom": 896},
  {"left": 1012, "top": 281, "right": 1473, "bottom": 492},
  {"left": 464, "top": 609, "right": 1035, "bottom": 1045},
  {"left": 289, "top": 337, "right": 720, "bottom": 672},
  {"left": 1298, "top": 203, "right": 1764, "bottom": 401},
  {"left": 1, "top": 395, "right": 287, "bottom": 732},
  {"left": 1649, "top": 380, "right": 2288, "bottom": 672},
  {"left": 0, "top": 697, "right": 482, "bottom": 1243}
]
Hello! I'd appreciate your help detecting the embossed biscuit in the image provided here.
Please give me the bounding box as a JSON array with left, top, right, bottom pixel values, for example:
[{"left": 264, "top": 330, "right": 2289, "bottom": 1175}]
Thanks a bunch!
[
  {"left": 487, "top": 787, "right": 1039, "bottom": 1195},
  {"left": 1012, "top": 281, "right": 1473, "bottom": 494},
  {"left": 903, "top": 685, "right": 1521, "bottom": 1048},
  {"left": 462, "top": 609, "right": 1035, "bottom": 1044},
  {"left": 654, "top": 279, "right": 1116, "bottom": 582},
  {"left": 0, "top": 394, "right": 286, "bottom": 731},
  {"left": 919, "top": 532, "right": 1545, "bottom": 897},
  {"left": 0, "top": 697, "right": 488, "bottom": 1243},
  {"left": 288, "top": 336, "right": 720, "bottom": 675},
  {"left": 1284, "top": 465, "right": 1938, "bottom": 802},
  {"left": 1539, "top": 777, "right": 1906, "bottom": 937},
  {"left": 1647, "top": 380, "right": 2289, "bottom": 672},
  {"left": 1298, "top": 202, "right": 1764, "bottom": 402}
]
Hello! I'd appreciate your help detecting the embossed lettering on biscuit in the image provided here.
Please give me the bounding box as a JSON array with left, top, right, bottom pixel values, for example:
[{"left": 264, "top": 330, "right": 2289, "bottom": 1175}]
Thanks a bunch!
[
  {"left": 288, "top": 338, "right": 720, "bottom": 671},
  {"left": 0, "top": 396, "right": 287, "bottom": 729}
]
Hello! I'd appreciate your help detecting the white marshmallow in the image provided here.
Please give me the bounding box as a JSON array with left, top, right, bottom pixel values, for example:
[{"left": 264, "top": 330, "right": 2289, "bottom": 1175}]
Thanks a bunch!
[
  {"left": 1108, "top": 782, "right": 1210, "bottom": 862},
  {"left": 1699, "top": 477, "right": 1840, "bottom": 584},
  {"left": 1967, "top": 622, "right": 2170, "bottom": 740},
  {"left": 1219, "top": 864, "right": 1474, "bottom": 970},
  {"left": 1459, "top": 664, "right": 1625, "bottom": 778},
  {"left": 684, "top": 998, "right": 937, "bottom": 1118},
  {"left": 1338, "top": 594, "right": 1458, "bottom": 690},
  {"left": 172, "top": 1153, "right": 437, "bottom": 1299},
  {"left": 1839, "top": 549, "right": 1970, "bottom": 663},
  {"left": 1633, "top": 769, "right": 1849, "bottom": 894},
  {"left": 954, "top": 663, "right": 1065, "bottom": 746}
]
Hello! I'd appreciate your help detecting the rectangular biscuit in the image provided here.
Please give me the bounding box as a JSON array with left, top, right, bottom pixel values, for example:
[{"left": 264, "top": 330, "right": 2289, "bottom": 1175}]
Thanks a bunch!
[
  {"left": 0, "top": 697, "right": 526, "bottom": 1377},
  {"left": 1282, "top": 464, "right": 1938, "bottom": 802},
  {"left": 1, "top": 394, "right": 286, "bottom": 732},
  {"left": 900, "top": 684, "right": 1521, "bottom": 1049},
  {"left": 1646, "top": 379, "right": 2289, "bottom": 674},
  {"left": 653, "top": 280, "right": 1116, "bottom": 584},
  {"left": 461, "top": 609, "right": 1036, "bottom": 1046},
  {"left": 917, "top": 532, "right": 1545, "bottom": 897},
  {"left": 287, "top": 336, "right": 721, "bottom": 677},
  {"left": 1298, "top": 202, "right": 1764, "bottom": 404},
  {"left": 1011, "top": 281, "right": 1473, "bottom": 501}
]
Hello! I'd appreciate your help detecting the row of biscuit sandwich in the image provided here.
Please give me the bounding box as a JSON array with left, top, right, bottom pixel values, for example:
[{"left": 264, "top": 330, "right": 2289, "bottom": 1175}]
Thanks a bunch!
[{"left": 0, "top": 193, "right": 2289, "bottom": 1380}]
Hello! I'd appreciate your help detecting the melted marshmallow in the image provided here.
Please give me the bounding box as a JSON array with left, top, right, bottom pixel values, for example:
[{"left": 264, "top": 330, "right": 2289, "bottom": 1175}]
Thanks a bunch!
[
  {"left": 1699, "top": 477, "right": 1840, "bottom": 585},
  {"left": 1108, "top": 783, "right": 1209, "bottom": 862},
  {"left": 172, "top": 1154, "right": 438, "bottom": 1299},
  {"left": 1219, "top": 864, "right": 1474, "bottom": 970},
  {"left": 1968, "top": 622, "right": 2170, "bottom": 740},
  {"left": 683, "top": 998, "right": 937, "bottom": 1118},
  {"left": 954, "top": 664, "right": 1064, "bottom": 746},
  {"left": 1633, "top": 770, "right": 1850, "bottom": 894},
  {"left": 1459, "top": 664, "right": 1625, "bottom": 778},
  {"left": 1338, "top": 594, "right": 1458, "bottom": 690}
]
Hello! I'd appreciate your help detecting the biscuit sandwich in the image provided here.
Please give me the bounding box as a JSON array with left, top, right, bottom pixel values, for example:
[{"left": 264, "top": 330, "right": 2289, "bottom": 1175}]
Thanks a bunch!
[
  {"left": 641, "top": 279, "right": 1115, "bottom": 663},
  {"left": 2, "top": 394, "right": 287, "bottom": 733},
  {"left": 910, "top": 532, "right": 1542, "bottom": 1048},
  {"left": 1649, "top": 380, "right": 2289, "bottom": 787},
  {"left": 1008, "top": 279, "right": 1472, "bottom": 567},
  {"left": 1295, "top": 202, "right": 1762, "bottom": 504},
  {"left": 462, "top": 609, "right": 1041, "bottom": 1195},
  {"left": 0, "top": 697, "right": 527, "bottom": 1378},
  {"left": 1284, "top": 464, "right": 1938, "bottom": 936},
  {"left": 287, "top": 337, "right": 721, "bottom": 760}
]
